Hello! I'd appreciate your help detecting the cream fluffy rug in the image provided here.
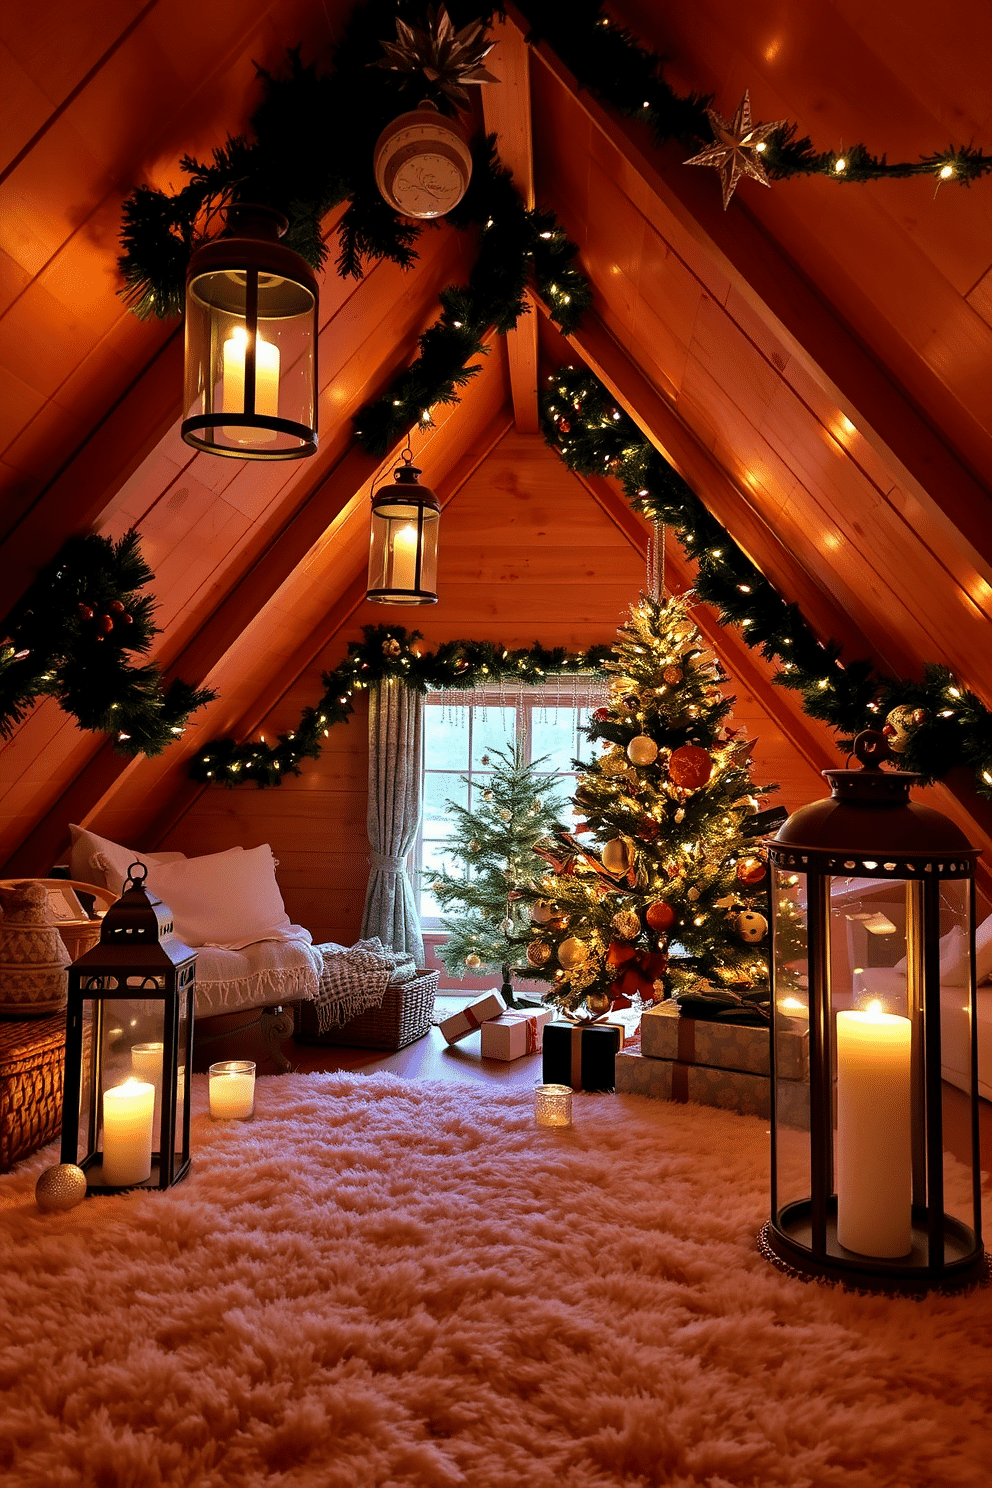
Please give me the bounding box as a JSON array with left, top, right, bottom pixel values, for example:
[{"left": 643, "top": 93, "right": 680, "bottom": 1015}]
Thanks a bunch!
[{"left": 0, "top": 1073, "right": 989, "bottom": 1488}]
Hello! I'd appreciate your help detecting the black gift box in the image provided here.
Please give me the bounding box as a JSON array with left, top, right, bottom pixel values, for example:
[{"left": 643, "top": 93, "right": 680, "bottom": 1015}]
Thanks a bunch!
[{"left": 542, "top": 1020, "right": 623, "bottom": 1092}]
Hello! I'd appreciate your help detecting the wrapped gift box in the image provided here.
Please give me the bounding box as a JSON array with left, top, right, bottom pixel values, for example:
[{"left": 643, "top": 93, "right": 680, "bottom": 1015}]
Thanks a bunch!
[
  {"left": 641, "top": 1000, "right": 808, "bottom": 1081},
  {"left": 480, "top": 1007, "right": 553, "bottom": 1062},
  {"left": 438, "top": 989, "right": 506, "bottom": 1046},
  {"left": 615, "top": 1049, "right": 810, "bottom": 1124},
  {"left": 542, "top": 1019, "right": 624, "bottom": 1092}
]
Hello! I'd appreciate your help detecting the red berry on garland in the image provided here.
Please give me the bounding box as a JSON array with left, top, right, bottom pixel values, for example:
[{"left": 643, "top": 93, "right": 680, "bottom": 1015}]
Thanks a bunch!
[
  {"left": 669, "top": 744, "right": 713, "bottom": 789},
  {"left": 119, "top": 611, "right": 133, "bottom": 624},
  {"left": 645, "top": 900, "right": 676, "bottom": 932},
  {"left": 558, "top": 419, "right": 571, "bottom": 433},
  {"left": 96, "top": 614, "right": 114, "bottom": 635},
  {"left": 108, "top": 600, "right": 125, "bottom": 614},
  {"left": 77, "top": 604, "right": 94, "bottom": 621},
  {"left": 736, "top": 857, "right": 767, "bottom": 887}
]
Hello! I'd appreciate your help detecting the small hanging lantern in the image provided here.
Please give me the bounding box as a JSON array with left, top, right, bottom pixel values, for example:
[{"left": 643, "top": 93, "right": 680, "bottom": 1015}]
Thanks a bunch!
[
  {"left": 181, "top": 203, "right": 318, "bottom": 460},
  {"left": 761, "top": 730, "right": 986, "bottom": 1292},
  {"left": 60, "top": 864, "right": 196, "bottom": 1194},
  {"left": 367, "top": 451, "right": 440, "bottom": 605}
]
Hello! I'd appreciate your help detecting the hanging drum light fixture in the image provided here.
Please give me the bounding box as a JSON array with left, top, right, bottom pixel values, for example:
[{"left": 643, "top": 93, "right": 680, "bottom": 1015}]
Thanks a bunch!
[
  {"left": 367, "top": 450, "right": 441, "bottom": 605},
  {"left": 181, "top": 203, "right": 318, "bottom": 460}
]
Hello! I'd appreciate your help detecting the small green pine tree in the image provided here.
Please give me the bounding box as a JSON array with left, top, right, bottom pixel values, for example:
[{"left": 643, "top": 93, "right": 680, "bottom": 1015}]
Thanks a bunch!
[{"left": 428, "top": 743, "right": 568, "bottom": 1008}]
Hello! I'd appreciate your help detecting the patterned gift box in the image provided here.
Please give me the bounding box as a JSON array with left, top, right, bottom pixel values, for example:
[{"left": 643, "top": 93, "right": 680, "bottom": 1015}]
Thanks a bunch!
[
  {"left": 615, "top": 1049, "right": 810, "bottom": 1124},
  {"left": 438, "top": 989, "right": 506, "bottom": 1046},
  {"left": 542, "top": 1019, "right": 624, "bottom": 1092},
  {"left": 641, "top": 1000, "right": 808, "bottom": 1081},
  {"left": 480, "top": 1007, "right": 553, "bottom": 1062}
]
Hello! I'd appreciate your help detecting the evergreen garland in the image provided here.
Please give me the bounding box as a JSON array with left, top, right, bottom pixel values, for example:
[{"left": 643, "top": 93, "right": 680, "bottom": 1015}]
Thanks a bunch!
[
  {"left": 0, "top": 533, "right": 216, "bottom": 754},
  {"left": 540, "top": 366, "right": 992, "bottom": 800},
  {"left": 189, "top": 624, "right": 611, "bottom": 787}
]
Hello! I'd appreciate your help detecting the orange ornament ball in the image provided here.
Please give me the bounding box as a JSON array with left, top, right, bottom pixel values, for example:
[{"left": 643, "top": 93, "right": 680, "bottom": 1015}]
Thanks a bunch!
[
  {"left": 669, "top": 744, "right": 713, "bottom": 789},
  {"left": 645, "top": 900, "right": 676, "bottom": 932},
  {"left": 736, "top": 857, "right": 767, "bottom": 888}
]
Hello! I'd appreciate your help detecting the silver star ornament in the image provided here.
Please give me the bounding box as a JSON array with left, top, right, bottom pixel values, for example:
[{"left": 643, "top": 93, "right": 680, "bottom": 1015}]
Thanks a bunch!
[{"left": 684, "top": 90, "right": 786, "bottom": 209}]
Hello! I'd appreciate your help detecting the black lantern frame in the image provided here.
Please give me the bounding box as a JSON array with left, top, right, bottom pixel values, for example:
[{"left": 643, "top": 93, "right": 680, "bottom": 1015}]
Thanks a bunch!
[
  {"left": 61, "top": 864, "right": 196, "bottom": 1194},
  {"left": 760, "top": 733, "right": 987, "bottom": 1293},
  {"left": 181, "top": 203, "right": 319, "bottom": 460},
  {"left": 367, "top": 453, "right": 441, "bottom": 605}
]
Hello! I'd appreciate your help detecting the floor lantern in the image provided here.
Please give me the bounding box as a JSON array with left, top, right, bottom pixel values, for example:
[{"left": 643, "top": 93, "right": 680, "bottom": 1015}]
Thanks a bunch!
[
  {"left": 760, "top": 729, "right": 986, "bottom": 1292},
  {"left": 60, "top": 864, "right": 196, "bottom": 1194},
  {"left": 367, "top": 450, "right": 440, "bottom": 605},
  {"left": 181, "top": 203, "right": 318, "bottom": 460}
]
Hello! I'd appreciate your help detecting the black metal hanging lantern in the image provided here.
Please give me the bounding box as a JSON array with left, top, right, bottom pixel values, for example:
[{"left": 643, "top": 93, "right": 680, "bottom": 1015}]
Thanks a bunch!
[
  {"left": 367, "top": 451, "right": 440, "bottom": 605},
  {"left": 60, "top": 864, "right": 196, "bottom": 1194},
  {"left": 760, "top": 731, "right": 986, "bottom": 1292},
  {"left": 181, "top": 203, "right": 319, "bottom": 460}
]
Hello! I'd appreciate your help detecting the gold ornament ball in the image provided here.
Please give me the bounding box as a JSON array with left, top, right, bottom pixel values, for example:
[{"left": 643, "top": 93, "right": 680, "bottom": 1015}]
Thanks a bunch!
[
  {"left": 468, "top": 839, "right": 480, "bottom": 853},
  {"left": 530, "top": 900, "right": 553, "bottom": 925},
  {"left": 35, "top": 1163, "right": 87, "bottom": 1213},
  {"left": 602, "top": 837, "right": 632, "bottom": 871},
  {"left": 735, "top": 910, "right": 768, "bottom": 944},
  {"left": 558, "top": 936, "right": 589, "bottom": 971},
  {"left": 627, "top": 734, "right": 659, "bottom": 766},
  {"left": 499, "top": 807, "right": 512, "bottom": 822},
  {"left": 662, "top": 666, "right": 683, "bottom": 685},
  {"left": 651, "top": 979, "right": 667, "bottom": 1003},
  {"left": 527, "top": 940, "right": 552, "bottom": 967},
  {"left": 484, "top": 790, "right": 494, "bottom": 802},
  {"left": 611, "top": 908, "right": 641, "bottom": 940},
  {"left": 464, "top": 953, "right": 482, "bottom": 968},
  {"left": 586, "top": 992, "right": 611, "bottom": 1016}
]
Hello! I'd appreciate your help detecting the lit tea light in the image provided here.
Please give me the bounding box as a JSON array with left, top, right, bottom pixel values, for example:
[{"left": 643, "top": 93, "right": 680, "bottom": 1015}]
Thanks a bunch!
[
  {"left": 534, "top": 1083, "right": 572, "bottom": 1128},
  {"left": 209, "top": 1061, "right": 256, "bottom": 1120}
]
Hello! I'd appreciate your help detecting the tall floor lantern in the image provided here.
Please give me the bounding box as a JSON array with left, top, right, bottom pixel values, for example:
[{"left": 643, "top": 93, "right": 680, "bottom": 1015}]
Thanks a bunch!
[
  {"left": 760, "top": 730, "right": 986, "bottom": 1292},
  {"left": 367, "top": 450, "right": 440, "bottom": 605},
  {"left": 181, "top": 203, "right": 319, "bottom": 459}
]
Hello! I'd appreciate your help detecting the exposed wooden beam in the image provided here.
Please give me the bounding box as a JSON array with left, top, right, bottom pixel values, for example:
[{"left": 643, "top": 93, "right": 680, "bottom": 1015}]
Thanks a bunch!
[
  {"left": 483, "top": 17, "right": 539, "bottom": 434},
  {"left": 511, "top": 3, "right": 992, "bottom": 585}
]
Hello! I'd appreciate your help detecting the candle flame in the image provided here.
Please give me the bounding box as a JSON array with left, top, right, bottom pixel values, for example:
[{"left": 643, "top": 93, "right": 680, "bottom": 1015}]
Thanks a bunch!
[
  {"left": 865, "top": 999, "right": 885, "bottom": 1019},
  {"left": 780, "top": 997, "right": 805, "bottom": 1010}
]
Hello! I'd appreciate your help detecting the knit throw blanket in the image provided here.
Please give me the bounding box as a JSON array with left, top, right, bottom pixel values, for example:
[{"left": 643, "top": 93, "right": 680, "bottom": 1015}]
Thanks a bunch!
[{"left": 312, "top": 938, "right": 417, "bottom": 1034}]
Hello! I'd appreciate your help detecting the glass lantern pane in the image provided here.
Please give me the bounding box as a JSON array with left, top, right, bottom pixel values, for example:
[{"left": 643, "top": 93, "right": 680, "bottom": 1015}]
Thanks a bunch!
[
  {"left": 771, "top": 865, "right": 810, "bottom": 1223},
  {"left": 936, "top": 878, "right": 976, "bottom": 1236}
]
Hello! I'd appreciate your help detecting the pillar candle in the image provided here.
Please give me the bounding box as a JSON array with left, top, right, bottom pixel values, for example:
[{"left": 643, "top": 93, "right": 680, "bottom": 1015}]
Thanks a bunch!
[
  {"left": 222, "top": 327, "right": 280, "bottom": 444},
  {"left": 102, "top": 1079, "right": 155, "bottom": 1187},
  {"left": 209, "top": 1061, "right": 256, "bottom": 1120},
  {"left": 130, "top": 1043, "right": 163, "bottom": 1137},
  {"left": 389, "top": 522, "right": 420, "bottom": 591},
  {"left": 836, "top": 1004, "right": 912, "bottom": 1258}
]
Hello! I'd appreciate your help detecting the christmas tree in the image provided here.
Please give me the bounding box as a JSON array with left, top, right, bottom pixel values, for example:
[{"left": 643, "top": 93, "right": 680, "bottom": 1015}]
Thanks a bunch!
[
  {"left": 521, "top": 593, "right": 787, "bottom": 1018},
  {"left": 429, "top": 743, "right": 568, "bottom": 1008}
]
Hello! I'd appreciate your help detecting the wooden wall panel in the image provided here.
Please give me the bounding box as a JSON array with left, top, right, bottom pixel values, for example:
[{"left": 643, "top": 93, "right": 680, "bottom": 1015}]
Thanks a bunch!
[{"left": 163, "top": 429, "right": 830, "bottom": 947}]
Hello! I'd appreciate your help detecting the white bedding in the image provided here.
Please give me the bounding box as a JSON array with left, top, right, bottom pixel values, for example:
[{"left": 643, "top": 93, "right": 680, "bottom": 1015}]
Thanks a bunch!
[{"left": 193, "top": 936, "right": 323, "bottom": 1020}]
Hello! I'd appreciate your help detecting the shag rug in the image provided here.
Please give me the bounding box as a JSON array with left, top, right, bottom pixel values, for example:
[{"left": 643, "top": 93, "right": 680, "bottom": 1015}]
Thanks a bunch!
[{"left": 0, "top": 1074, "right": 989, "bottom": 1488}]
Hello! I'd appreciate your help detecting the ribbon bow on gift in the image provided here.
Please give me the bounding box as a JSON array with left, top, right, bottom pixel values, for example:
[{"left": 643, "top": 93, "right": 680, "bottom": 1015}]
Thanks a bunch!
[{"left": 606, "top": 942, "right": 668, "bottom": 1000}]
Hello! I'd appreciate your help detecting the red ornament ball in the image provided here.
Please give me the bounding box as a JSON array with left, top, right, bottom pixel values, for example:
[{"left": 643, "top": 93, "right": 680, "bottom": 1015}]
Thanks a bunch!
[
  {"left": 108, "top": 600, "right": 126, "bottom": 614},
  {"left": 96, "top": 614, "right": 114, "bottom": 635},
  {"left": 637, "top": 819, "right": 661, "bottom": 842},
  {"left": 592, "top": 707, "right": 610, "bottom": 723},
  {"left": 119, "top": 611, "right": 133, "bottom": 624},
  {"left": 668, "top": 744, "right": 713, "bottom": 790},
  {"left": 645, "top": 900, "right": 676, "bottom": 932},
  {"left": 77, "top": 604, "right": 93, "bottom": 621},
  {"left": 735, "top": 857, "right": 767, "bottom": 888}
]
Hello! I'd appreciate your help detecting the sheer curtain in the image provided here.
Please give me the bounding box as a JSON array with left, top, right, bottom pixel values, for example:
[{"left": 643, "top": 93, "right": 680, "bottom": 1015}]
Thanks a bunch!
[{"left": 360, "top": 678, "right": 425, "bottom": 963}]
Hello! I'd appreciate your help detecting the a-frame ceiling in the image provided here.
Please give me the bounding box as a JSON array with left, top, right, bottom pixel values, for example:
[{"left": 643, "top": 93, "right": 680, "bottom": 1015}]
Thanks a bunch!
[{"left": 2, "top": 0, "right": 991, "bottom": 884}]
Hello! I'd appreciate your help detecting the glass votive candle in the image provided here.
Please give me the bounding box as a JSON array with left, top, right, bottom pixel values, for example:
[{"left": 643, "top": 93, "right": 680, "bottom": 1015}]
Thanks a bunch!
[
  {"left": 535, "top": 1083, "right": 572, "bottom": 1128},
  {"left": 208, "top": 1060, "right": 256, "bottom": 1120}
]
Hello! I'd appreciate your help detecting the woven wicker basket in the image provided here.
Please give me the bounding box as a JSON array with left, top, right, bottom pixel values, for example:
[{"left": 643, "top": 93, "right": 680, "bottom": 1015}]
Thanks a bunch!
[
  {"left": 296, "top": 969, "right": 439, "bottom": 1051},
  {"left": 0, "top": 1013, "right": 66, "bottom": 1172}
]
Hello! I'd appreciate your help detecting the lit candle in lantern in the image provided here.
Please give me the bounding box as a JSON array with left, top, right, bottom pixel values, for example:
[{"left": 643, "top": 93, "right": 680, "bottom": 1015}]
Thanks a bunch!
[
  {"left": 209, "top": 1061, "right": 256, "bottom": 1120},
  {"left": 131, "top": 1042, "right": 163, "bottom": 1135},
  {"left": 222, "top": 326, "right": 280, "bottom": 443},
  {"left": 389, "top": 522, "right": 420, "bottom": 591},
  {"left": 102, "top": 1078, "right": 155, "bottom": 1186},
  {"left": 836, "top": 1001, "right": 912, "bottom": 1258}
]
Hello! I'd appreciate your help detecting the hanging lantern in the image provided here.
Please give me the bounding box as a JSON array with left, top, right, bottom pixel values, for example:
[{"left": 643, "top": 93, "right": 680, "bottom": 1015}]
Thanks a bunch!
[
  {"left": 367, "top": 452, "right": 440, "bottom": 605},
  {"left": 181, "top": 203, "right": 318, "bottom": 460},
  {"left": 60, "top": 864, "right": 196, "bottom": 1194},
  {"left": 760, "top": 731, "right": 985, "bottom": 1293},
  {"left": 374, "top": 101, "right": 473, "bottom": 218}
]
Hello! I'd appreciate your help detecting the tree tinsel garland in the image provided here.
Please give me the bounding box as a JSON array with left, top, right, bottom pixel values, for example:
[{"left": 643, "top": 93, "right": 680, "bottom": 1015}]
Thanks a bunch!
[
  {"left": 522, "top": 1, "right": 992, "bottom": 187},
  {"left": 189, "top": 624, "right": 612, "bottom": 787},
  {"left": 540, "top": 365, "right": 992, "bottom": 800},
  {"left": 0, "top": 533, "right": 216, "bottom": 754}
]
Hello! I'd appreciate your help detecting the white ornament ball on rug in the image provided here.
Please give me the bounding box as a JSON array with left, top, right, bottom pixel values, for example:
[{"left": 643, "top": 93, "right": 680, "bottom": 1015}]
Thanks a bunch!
[
  {"left": 557, "top": 937, "right": 588, "bottom": 971},
  {"left": 530, "top": 900, "right": 553, "bottom": 925},
  {"left": 35, "top": 1163, "right": 87, "bottom": 1213},
  {"left": 735, "top": 910, "right": 768, "bottom": 944},
  {"left": 626, "top": 735, "right": 659, "bottom": 766},
  {"left": 464, "top": 953, "right": 482, "bottom": 968}
]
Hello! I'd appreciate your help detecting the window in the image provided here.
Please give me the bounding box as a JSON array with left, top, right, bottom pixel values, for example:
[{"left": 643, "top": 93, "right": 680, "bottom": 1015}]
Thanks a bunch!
[{"left": 417, "top": 687, "right": 605, "bottom": 926}]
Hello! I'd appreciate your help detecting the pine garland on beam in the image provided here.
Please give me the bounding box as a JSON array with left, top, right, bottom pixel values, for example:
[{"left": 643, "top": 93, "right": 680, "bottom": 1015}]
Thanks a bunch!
[{"left": 0, "top": 532, "right": 216, "bottom": 754}]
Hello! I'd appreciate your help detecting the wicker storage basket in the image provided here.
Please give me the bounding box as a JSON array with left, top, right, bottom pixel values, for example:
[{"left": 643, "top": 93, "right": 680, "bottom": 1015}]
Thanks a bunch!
[
  {"left": 0, "top": 1013, "right": 66, "bottom": 1172},
  {"left": 296, "top": 969, "right": 439, "bottom": 1051}
]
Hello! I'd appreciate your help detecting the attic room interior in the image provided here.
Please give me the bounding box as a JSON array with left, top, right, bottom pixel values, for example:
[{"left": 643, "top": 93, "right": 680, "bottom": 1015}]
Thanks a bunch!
[{"left": 1, "top": 0, "right": 991, "bottom": 1482}]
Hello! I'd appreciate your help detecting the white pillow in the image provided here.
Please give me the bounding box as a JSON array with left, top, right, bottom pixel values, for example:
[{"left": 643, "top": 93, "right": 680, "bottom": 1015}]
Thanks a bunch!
[
  {"left": 892, "top": 919, "right": 992, "bottom": 986},
  {"left": 69, "top": 824, "right": 188, "bottom": 895},
  {"left": 144, "top": 844, "right": 305, "bottom": 951}
]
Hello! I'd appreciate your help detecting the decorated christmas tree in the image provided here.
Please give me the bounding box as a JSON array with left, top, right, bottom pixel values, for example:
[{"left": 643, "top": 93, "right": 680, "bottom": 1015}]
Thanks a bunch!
[
  {"left": 521, "top": 592, "right": 788, "bottom": 1018},
  {"left": 429, "top": 744, "right": 567, "bottom": 1008}
]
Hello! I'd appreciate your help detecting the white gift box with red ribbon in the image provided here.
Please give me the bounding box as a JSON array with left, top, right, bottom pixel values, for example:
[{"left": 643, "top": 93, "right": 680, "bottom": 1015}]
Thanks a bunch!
[
  {"left": 438, "top": 989, "right": 507, "bottom": 1045},
  {"left": 480, "top": 1007, "right": 553, "bottom": 1062}
]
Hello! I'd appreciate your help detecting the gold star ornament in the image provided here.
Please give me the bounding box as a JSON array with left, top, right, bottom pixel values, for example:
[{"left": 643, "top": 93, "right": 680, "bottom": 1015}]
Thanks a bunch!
[
  {"left": 372, "top": 6, "right": 499, "bottom": 109},
  {"left": 684, "top": 91, "right": 786, "bottom": 209}
]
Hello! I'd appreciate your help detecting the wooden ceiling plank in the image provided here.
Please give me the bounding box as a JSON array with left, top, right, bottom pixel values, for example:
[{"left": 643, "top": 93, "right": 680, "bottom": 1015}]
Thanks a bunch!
[
  {"left": 482, "top": 16, "right": 539, "bottom": 434},
  {"left": 510, "top": 3, "right": 992, "bottom": 587}
]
